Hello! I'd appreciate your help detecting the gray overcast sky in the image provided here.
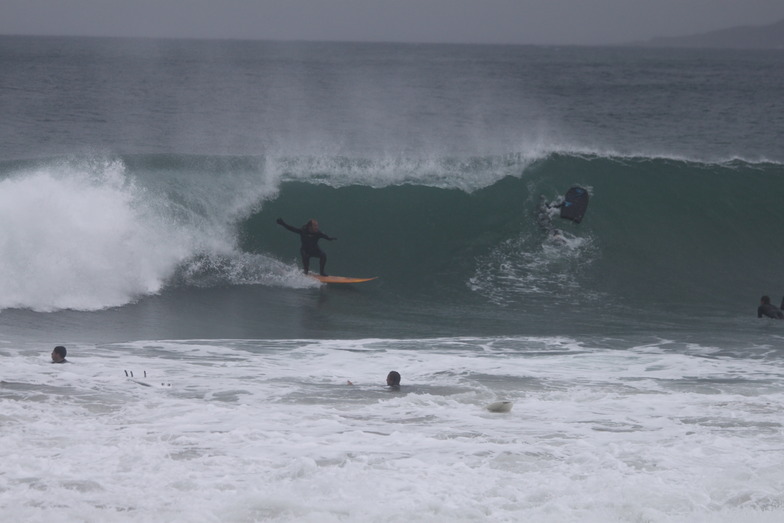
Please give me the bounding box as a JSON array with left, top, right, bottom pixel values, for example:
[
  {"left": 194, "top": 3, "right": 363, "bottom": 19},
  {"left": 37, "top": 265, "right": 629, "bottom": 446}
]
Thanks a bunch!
[{"left": 3, "top": 0, "right": 784, "bottom": 45}]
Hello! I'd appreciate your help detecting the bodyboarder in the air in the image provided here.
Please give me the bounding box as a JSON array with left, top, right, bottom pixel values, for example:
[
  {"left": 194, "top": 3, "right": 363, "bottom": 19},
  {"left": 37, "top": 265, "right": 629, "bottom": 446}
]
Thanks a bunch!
[{"left": 276, "top": 218, "right": 337, "bottom": 276}]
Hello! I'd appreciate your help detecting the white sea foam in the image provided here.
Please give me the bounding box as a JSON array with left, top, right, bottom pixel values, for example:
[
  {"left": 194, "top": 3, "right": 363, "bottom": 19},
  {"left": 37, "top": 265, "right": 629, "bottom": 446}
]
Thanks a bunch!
[
  {"left": 0, "top": 161, "right": 186, "bottom": 311},
  {"left": 267, "top": 149, "right": 551, "bottom": 192},
  {"left": 0, "top": 158, "right": 294, "bottom": 312},
  {"left": 468, "top": 227, "right": 597, "bottom": 306},
  {"left": 2, "top": 336, "right": 783, "bottom": 522},
  {"left": 178, "top": 252, "right": 320, "bottom": 289}
]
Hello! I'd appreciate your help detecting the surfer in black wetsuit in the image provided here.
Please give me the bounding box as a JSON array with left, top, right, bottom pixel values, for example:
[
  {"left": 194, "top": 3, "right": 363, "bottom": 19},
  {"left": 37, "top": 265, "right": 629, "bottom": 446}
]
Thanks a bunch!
[
  {"left": 276, "top": 218, "right": 337, "bottom": 276},
  {"left": 757, "top": 295, "right": 784, "bottom": 319},
  {"left": 386, "top": 371, "right": 401, "bottom": 390},
  {"left": 51, "top": 345, "right": 68, "bottom": 363}
]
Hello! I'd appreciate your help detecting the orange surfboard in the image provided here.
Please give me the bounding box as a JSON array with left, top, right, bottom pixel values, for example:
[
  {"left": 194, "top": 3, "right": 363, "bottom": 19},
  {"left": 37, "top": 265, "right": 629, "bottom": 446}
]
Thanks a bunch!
[{"left": 309, "top": 275, "right": 378, "bottom": 284}]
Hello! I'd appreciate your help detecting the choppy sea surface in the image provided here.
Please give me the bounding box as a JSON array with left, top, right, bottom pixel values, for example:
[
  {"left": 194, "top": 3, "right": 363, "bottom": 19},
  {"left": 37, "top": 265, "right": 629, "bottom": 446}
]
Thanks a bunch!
[{"left": 1, "top": 36, "right": 783, "bottom": 521}]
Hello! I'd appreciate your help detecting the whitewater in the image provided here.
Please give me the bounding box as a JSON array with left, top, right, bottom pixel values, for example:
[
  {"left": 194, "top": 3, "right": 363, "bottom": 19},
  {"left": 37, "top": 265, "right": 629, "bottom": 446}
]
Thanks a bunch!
[{"left": 1, "top": 36, "right": 784, "bottom": 522}]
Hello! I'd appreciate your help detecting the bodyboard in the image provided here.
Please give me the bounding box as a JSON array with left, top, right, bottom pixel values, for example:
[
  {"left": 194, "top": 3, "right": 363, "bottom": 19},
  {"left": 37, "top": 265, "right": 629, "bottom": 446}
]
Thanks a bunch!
[
  {"left": 309, "top": 275, "right": 378, "bottom": 284},
  {"left": 560, "top": 186, "right": 589, "bottom": 223}
]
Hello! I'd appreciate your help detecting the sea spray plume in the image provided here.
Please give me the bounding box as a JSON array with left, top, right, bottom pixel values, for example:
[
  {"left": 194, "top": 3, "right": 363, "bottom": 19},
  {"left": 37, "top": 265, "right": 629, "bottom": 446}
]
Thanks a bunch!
[
  {"left": 269, "top": 150, "right": 549, "bottom": 191},
  {"left": 0, "top": 156, "right": 279, "bottom": 312},
  {"left": 0, "top": 160, "right": 195, "bottom": 311}
]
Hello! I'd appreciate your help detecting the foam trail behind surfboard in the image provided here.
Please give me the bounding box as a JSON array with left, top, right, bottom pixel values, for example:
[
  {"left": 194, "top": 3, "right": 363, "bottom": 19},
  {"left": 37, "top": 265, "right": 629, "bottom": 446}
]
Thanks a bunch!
[{"left": 309, "top": 275, "right": 377, "bottom": 284}]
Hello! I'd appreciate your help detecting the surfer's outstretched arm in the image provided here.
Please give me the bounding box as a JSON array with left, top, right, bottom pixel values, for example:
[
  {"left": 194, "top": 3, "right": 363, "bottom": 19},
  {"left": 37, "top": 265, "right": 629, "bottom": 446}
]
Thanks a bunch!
[{"left": 276, "top": 218, "right": 300, "bottom": 234}]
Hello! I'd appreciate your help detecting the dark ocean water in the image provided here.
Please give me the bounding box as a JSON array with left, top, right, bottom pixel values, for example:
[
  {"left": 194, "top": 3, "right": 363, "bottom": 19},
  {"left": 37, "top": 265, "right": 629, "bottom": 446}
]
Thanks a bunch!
[
  {"left": 1, "top": 35, "right": 782, "bottom": 342},
  {"left": 2, "top": 35, "right": 784, "bottom": 522}
]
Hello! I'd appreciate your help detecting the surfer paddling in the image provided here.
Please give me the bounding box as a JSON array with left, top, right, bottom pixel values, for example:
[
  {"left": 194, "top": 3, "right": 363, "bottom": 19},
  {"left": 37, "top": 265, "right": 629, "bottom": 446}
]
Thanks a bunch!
[
  {"left": 757, "top": 295, "right": 784, "bottom": 319},
  {"left": 386, "top": 371, "right": 401, "bottom": 390},
  {"left": 346, "top": 371, "right": 402, "bottom": 389},
  {"left": 51, "top": 345, "right": 68, "bottom": 363},
  {"left": 276, "top": 218, "right": 337, "bottom": 276}
]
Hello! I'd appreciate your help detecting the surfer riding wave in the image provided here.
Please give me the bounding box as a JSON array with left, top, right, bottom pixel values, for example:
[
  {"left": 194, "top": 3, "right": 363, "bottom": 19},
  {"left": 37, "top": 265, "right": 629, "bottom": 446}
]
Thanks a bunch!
[{"left": 276, "top": 218, "right": 337, "bottom": 276}]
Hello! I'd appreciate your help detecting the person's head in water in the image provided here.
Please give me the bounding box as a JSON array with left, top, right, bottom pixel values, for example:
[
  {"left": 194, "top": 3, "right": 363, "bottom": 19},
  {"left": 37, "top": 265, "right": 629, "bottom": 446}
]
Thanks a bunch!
[
  {"left": 761, "top": 295, "right": 772, "bottom": 305},
  {"left": 304, "top": 219, "right": 319, "bottom": 232},
  {"left": 386, "top": 371, "right": 401, "bottom": 388},
  {"left": 51, "top": 345, "right": 67, "bottom": 363}
]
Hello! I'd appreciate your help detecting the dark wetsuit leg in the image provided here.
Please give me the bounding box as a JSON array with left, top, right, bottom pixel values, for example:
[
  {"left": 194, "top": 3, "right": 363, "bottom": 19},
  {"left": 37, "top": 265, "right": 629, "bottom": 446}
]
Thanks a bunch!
[
  {"left": 300, "top": 248, "right": 311, "bottom": 274},
  {"left": 301, "top": 247, "right": 327, "bottom": 275},
  {"left": 318, "top": 251, "right": 327, "bottom": 276}
]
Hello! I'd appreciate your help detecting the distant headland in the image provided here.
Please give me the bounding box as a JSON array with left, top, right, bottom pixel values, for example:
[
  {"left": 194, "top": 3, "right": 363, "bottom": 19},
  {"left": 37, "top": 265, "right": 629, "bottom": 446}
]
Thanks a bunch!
[{"left": 637, "top": 18, "right": 783, "bottom": 49}]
